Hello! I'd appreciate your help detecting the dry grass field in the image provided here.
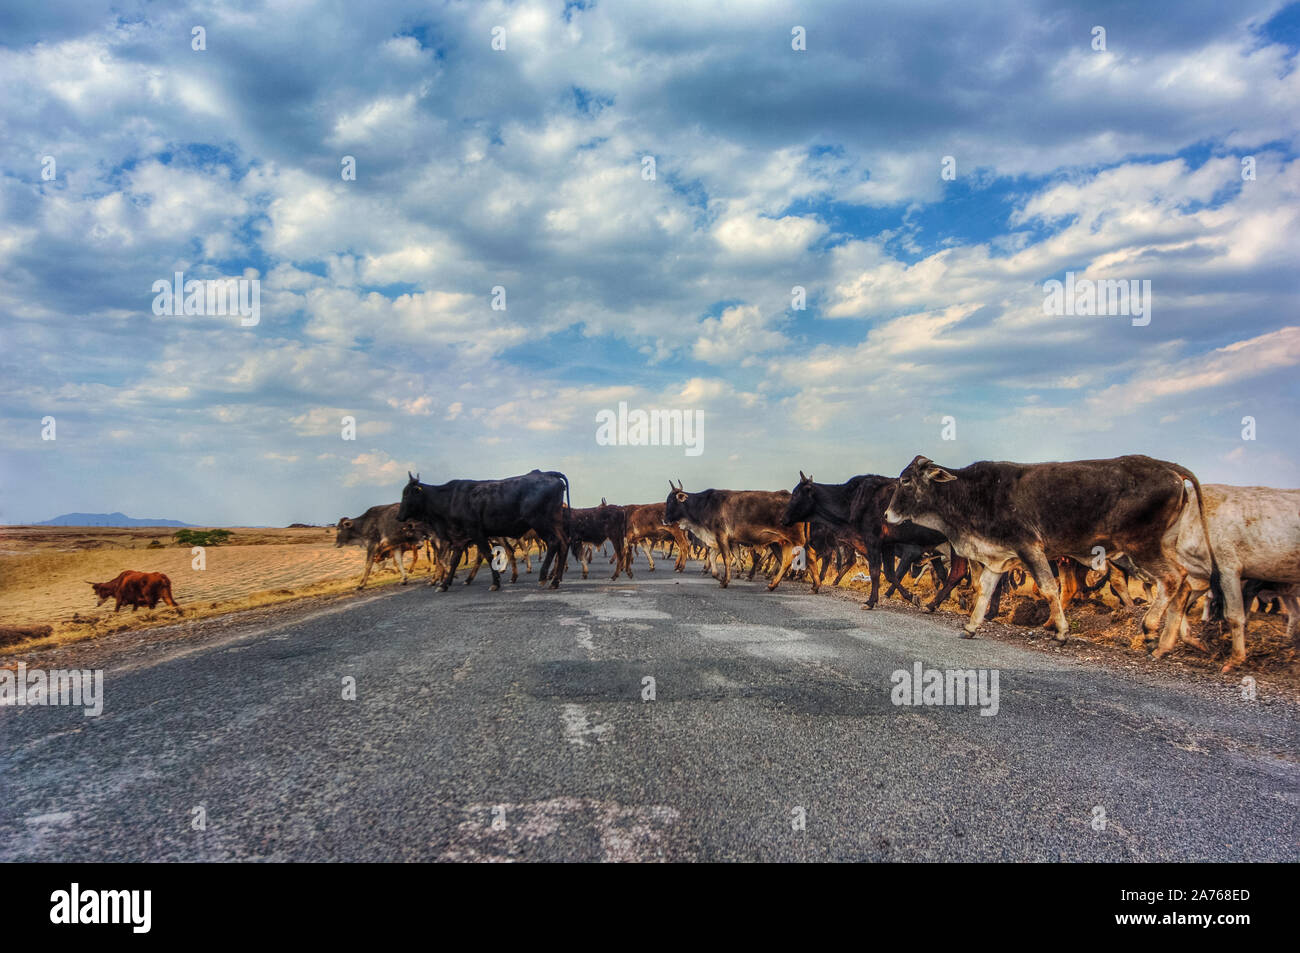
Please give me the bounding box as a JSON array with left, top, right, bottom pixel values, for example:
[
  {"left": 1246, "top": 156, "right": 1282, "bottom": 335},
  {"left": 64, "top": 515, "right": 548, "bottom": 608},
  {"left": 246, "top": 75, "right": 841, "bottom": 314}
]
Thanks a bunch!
[{"left": 0, "top": 525, "right": 439, "bottom": 653}]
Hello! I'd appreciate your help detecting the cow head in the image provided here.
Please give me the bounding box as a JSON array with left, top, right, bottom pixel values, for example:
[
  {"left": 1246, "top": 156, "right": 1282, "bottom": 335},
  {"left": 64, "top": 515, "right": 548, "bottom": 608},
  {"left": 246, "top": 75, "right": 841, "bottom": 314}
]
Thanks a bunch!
[
  {"left": 782, "top": 471, "right": 816, "bottom": 526},
  {"left": 87, "top": 580, "right": 115, "bottom": 606},
  {"left": 334, "top": 516, "right": 357, "bottom": 547},
  {"left": 396, "top": 472, "right": 422, "bottom": 522},
  {"left": 664, "top": 479, "right": 689, "bottom": 525},
  {"left": 884, "top": 455, "right": 957, "bottom": 526}
]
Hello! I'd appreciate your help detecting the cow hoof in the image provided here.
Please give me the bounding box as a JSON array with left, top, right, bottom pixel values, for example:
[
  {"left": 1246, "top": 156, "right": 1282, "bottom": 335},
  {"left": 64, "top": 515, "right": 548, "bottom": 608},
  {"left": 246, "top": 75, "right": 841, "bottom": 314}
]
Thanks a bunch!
[
  {"left": 1052, "top": 632, "right": 1068, "bottom": 644},
  {"left": 438, "top": 585, "right": 450, "bottom": 593},
  {"left": 1221, "top": 656, "right": 1245, "bottom": 673},
  {"left": 549, "top": 581, "right": 560, "bottom": 590},
  {"left": 925, "top": 603, "right": 938, "bottom": 614},
  {"left": 959, "top": 630, "right": 977, "bottom": 640},
  {"left": 1182, "top": 635, "right": 1210, "bottom": 653},
  {"left": 490, "top": 584, "right": 500, "bottom": 592}
]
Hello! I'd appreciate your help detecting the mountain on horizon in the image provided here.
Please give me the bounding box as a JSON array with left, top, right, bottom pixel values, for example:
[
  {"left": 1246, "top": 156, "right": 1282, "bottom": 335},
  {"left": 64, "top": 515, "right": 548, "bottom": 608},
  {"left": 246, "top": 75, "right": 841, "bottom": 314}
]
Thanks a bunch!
[{"left": 36, "top": 512, "right": 194, "bottom": 527}]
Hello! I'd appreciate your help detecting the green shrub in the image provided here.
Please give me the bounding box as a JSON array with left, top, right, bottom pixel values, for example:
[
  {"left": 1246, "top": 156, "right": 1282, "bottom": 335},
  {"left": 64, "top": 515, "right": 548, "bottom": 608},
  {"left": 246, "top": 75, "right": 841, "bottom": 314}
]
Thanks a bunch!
[{"left": 174, "top": 529, "right": 233, "bottom": 547}]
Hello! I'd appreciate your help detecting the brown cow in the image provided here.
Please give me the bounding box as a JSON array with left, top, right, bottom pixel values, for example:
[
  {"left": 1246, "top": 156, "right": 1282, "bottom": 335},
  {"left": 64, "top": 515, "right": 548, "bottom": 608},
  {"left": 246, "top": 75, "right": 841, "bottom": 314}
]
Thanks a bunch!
[
  {"left": 664, "top": 482, "right": 812, "bottom": 590},
  {"left": 88, "top": 571, "right": 179, "bottom": 612},
  {"left": 623, "top": 502, "right": 689, "bottom": 573}
]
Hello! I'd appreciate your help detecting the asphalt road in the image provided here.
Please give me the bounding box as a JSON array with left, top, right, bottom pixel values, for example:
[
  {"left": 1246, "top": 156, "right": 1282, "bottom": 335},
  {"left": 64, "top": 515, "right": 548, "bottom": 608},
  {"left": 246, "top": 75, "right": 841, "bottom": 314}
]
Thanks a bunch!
[{"left": 2, "top": 567, "right": 1298, "bottom": 861}]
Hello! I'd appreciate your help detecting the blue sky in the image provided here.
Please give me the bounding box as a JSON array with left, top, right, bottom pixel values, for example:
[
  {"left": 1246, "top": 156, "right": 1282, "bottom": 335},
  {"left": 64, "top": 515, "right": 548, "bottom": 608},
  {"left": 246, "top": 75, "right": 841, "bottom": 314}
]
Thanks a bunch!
[{"left": 1, "top": 0, "right": 1298, "bottom": 525}]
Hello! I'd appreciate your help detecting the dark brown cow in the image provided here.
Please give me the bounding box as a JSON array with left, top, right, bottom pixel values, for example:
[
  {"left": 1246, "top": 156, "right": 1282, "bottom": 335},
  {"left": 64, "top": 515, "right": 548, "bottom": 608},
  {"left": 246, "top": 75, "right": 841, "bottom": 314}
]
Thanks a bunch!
[
  {"left": 88, "top": 571, "right": 179, "bottom": 612},
  {"left": 783, "top": 472, "right": 968, "bottom": 611},
  {"left": 884, "top": 454, "right": 1223, "bottom": 647},
  {"left": 623, "top": 502, "right": 689, "bottom": 573},
  {"left": 558, "top": 499, "right": 631, "bottom": 580},
  {"left": 664, "top": 482, "right": 810, "bottom": 590},
  {"left": 335, "top": 502, "right": 429, "bottom": 589}
]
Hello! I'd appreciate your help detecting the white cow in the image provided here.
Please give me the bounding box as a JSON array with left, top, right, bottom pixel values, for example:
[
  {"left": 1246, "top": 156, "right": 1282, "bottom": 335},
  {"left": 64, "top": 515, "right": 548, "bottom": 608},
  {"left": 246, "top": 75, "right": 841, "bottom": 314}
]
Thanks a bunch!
[{"left": 1166, "top": 485, "right": 1300, "bottom": 671}]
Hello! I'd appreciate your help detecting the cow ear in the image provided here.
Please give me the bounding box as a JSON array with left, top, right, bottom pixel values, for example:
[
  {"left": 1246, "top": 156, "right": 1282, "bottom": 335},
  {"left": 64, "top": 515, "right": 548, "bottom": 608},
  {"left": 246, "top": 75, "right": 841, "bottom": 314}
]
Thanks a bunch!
[
  {"left": 799, "top": 470, "right": 807, "bottom": 482},
  {"left": 927, "top": 466, "right": 957, "bottom": 483}
]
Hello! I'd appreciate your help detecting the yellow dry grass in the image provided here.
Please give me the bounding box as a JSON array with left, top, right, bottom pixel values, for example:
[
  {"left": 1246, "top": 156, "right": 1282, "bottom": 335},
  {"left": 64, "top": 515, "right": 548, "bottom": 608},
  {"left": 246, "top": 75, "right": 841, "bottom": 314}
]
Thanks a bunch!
[{"left": 0, "top": 525, "right": 442, "bottom": 654}]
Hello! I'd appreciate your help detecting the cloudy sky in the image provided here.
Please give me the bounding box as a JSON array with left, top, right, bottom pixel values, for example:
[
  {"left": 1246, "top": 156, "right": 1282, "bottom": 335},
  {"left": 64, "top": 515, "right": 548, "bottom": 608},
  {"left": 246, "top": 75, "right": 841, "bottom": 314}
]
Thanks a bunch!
[{"left": 1, "top": 0, "right": 1298, "bottom": 525}]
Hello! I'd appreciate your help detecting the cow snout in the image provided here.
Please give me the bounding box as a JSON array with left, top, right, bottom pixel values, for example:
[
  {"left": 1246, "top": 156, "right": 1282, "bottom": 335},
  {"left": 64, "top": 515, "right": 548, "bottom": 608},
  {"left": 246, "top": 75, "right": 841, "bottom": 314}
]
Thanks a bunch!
[{"left": 884, "top": 507, "right": 902, "bottom": 525}]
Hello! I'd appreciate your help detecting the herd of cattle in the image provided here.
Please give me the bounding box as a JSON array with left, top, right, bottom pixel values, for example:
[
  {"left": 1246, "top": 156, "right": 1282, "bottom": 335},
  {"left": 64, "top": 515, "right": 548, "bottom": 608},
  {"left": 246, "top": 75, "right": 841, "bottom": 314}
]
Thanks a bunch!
[{"left": 322, "top": 455, "right": 1300, "bottom": 674}]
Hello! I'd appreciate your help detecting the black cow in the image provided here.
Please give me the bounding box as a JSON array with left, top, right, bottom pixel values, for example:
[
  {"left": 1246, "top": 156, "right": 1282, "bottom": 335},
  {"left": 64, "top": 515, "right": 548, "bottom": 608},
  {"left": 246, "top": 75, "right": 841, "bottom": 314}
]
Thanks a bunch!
[
  {"left": 883, "top": 454, "right": 1223, "bottom": 649},
  {"left": 397, "top": 469, "right": 572, "bottom": 591},
  {"left": 782, "top": 472, "right": 968, "bottom": 611},
  {"left": 558, "top": 499, "right": 631, "bottom": 581}
]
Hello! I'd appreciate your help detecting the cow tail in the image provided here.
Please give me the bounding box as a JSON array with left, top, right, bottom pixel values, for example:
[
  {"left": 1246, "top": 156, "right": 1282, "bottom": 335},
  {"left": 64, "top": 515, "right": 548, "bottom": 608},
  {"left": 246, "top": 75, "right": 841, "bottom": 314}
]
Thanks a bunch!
[
  {"left": 1172, "top": 464, "right": 1224, "bottom": 621},
  {"left": 560, "top": 473, "right": 572, "bottom": 538}
]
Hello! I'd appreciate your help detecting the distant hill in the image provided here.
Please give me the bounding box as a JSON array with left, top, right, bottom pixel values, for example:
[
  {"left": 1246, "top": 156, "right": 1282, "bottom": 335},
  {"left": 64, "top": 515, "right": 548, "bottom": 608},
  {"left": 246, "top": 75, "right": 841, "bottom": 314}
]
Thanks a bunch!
[{"left": 37, "top": 512, "right": 194, "bottom": 527}]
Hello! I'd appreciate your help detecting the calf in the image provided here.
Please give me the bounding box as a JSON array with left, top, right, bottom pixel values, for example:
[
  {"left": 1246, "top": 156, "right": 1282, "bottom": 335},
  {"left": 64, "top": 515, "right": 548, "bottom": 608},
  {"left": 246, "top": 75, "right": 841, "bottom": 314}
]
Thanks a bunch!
[
  {"left": 335, "top": 503, "right": 429, "bottom": 589},
  {"left": 884, "top": 454, "right": 1223, "bottom": 650},
  {"left": 88, "top": 571, "right": 179, "bottom": 612},
  {"left": 623, "top": 502, "right": 689, "bottom": 573},
  {"left": 664, "top": 482, "right": 808, "bottom": 590}
]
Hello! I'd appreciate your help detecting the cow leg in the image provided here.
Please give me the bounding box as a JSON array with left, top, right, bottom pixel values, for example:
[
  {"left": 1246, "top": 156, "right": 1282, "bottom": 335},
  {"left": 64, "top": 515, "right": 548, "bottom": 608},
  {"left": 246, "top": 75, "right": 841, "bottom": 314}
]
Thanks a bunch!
[
  {"left": 436, "top": 543, "right": 467, "bottom": 590},
  {"left": 764, "top": 543, "right": 796, "bottom": 591},
  {"left": 963, "top": 565, "right": 1006, "bottom": 637},
  {"left": 397, "top": 546, "right": 410, "bottom": 585},
  {"left": 1109, "top": 566, "right": 1137, "bottom": 608},
  {"left": 1021, "top": 548, "right": 1068, "bottom": 641},
  {"left": 926, "top": 555, "right": 967, "bottom": 612},
  {"left": 807, "top": 548, "right": 823, "bottom": 594},
  {"left": 612, "top": 539, "right": 628, "bottom": 580},
  {"left": 1141, "top": 578, "right": 1173, "bottom": 638},
  {"left": 860, "top": 542, "right": 883, "bottom": 609},
  {"left": 1153, "top": 577, "right": 1196, "bottom": 660},
  {"left": 358, "top": 544, "right": 378, "bottom": 589},
  {"left": 637, "top": 539, "right": 656, "bottom": 571},
  {"left": 1217, "top": 568, "right": 1247, "bottom": 672},
  {"left": 713, "top": 536, "right": 733, "bottom": 588},
  {"left": 468, "top": 536, "right": 500, "bottom": 591}
]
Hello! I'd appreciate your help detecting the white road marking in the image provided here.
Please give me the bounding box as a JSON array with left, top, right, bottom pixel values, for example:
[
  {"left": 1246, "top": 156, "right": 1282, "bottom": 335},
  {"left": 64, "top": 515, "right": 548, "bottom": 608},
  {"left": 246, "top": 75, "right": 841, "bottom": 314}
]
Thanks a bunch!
[
  {"left": 695, "top": 624, "right": 837, "bottom": 661},
  {"left": 560, "top": 704, "right": 612, "bottom": 746},
  {"left": 25, "top": 812, "right": 74, "bottom": 826},
  {"left": 442, "top": 797, "right": 679, "bottom": 862}
]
